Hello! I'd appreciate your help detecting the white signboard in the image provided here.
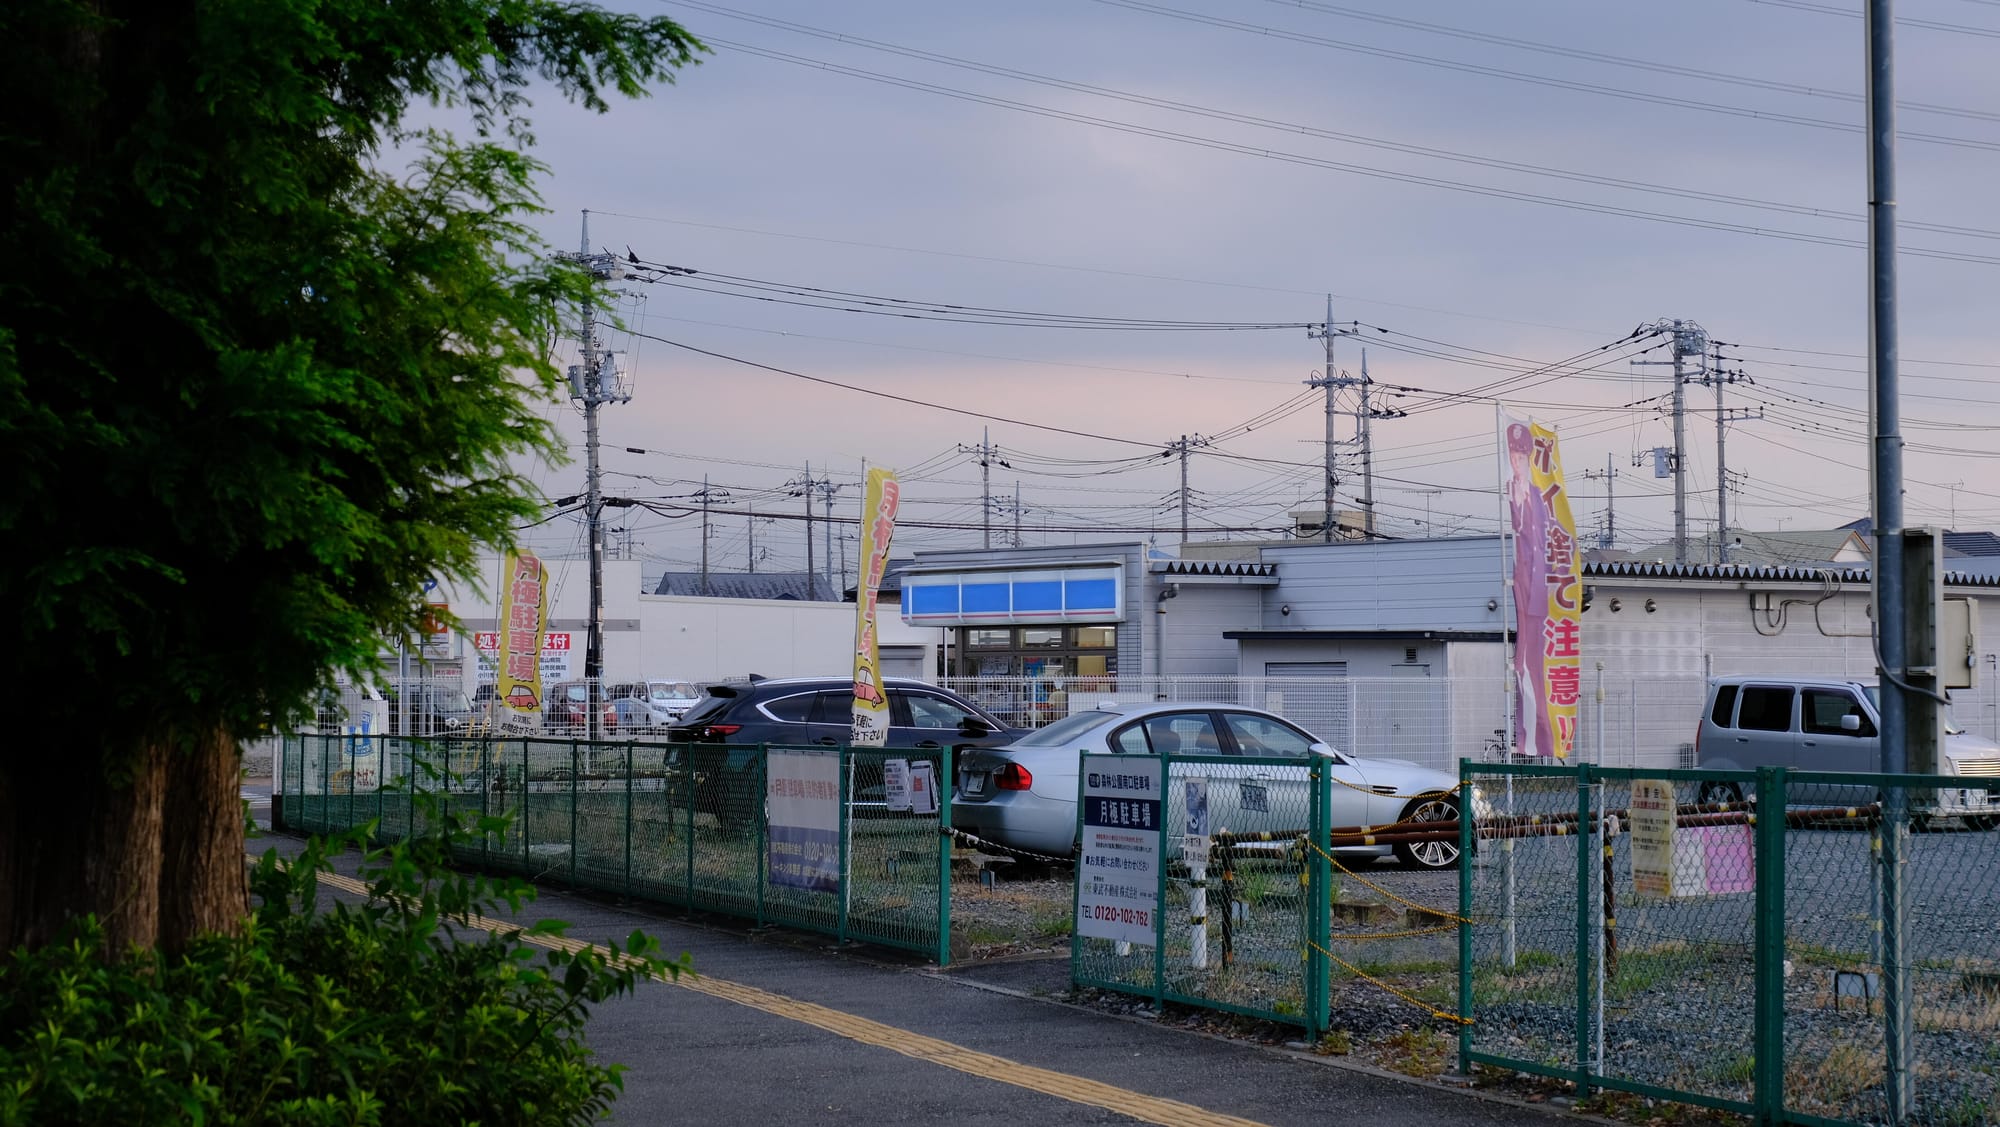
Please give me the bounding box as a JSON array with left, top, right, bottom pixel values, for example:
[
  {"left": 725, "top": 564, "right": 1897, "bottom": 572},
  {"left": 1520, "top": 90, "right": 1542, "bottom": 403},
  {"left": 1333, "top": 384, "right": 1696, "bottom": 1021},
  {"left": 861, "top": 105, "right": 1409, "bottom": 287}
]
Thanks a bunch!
[
  {"left": 1077, "top": 755, "right": 1162, "bottom": 947},
  {"left": 882, "top": 758, "right": 911, "bottom": 813},
  {"left": 768, "top": 750, "right": 841, "bottom": 892},
  {"left": 1629, "top": 779, "right": 1676, "bottom": 898},
  {"left": 473, "top": 631, "right": 574, "bottom": 685},
  {"left": 1182, "top": 777, "right": 1211, "bottom": 860},
  {"left": 908, "top": 761, "right": 939, "bottom": 816}
]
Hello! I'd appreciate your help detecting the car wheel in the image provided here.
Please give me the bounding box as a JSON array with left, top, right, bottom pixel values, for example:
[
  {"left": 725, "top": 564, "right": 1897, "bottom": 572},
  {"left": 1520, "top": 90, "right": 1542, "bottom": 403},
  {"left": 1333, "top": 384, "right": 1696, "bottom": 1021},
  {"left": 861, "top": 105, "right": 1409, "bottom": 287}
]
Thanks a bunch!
[
  {"left": 1698, "top": 781, "right": 1743, "bottom": 807},
  {"left": 1393, "top": 793, "right": 1460, "bottom": 870}
]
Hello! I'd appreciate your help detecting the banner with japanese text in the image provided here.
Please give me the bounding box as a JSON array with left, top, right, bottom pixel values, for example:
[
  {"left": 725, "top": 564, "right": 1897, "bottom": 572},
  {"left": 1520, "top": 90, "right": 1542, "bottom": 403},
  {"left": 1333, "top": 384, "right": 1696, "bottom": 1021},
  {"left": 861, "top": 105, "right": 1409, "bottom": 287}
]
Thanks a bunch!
[
  {"left": 1505, "top": 417, "right": 1581, "bottom": 758},
  {"left": 496, "top": 551, "right": 550, "bottom": 723},
  {"left": 850, "top": 467, "right": 901, "bottom": 746}
]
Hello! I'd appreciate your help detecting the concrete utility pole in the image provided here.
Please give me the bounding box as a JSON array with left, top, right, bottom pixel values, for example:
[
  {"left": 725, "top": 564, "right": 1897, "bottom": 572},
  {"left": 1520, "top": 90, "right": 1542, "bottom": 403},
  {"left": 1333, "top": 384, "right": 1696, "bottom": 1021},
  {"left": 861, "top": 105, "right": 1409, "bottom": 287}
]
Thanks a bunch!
[
  {"left": 1166, "top": 434, "right": 1209, "bottom": 543},
  {"left": 694, "top": 476, "right": 729, "bottom": 596},
  {"left": 815, "top": 477, "right": 842, "bottom": 593},
  {"left": 1359, "top": 349, "right": 1378, "bottom": 538},
  {"left": 1581, "top": 455, "right": 1618, "bottom": 550},
  {"left": 1631, "top": 319, "right": 1708, "bottom": 564},
  {"left": 747, "top": 502, "right": 757, "bottom": 574},
  {"left": 801, "top": 461, "right": 815, "bottom": 599},
  {"left": 1702, "top": 342, "right": 1761, "bottom": 565},
  {"left": 1306, "top": 297, "right": 1342, "bottom": 542},
  {"left": 1014, "top": 481, "right": 1023, "bottom": 547},
  {"left": 561, "top": 210, "right": 637, "bottom": 736}
]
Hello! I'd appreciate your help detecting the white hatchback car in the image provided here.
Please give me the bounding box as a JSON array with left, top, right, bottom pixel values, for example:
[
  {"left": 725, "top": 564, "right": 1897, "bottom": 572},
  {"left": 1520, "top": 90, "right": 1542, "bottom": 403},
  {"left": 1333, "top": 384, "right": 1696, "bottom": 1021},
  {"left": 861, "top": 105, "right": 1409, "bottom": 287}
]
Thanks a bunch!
[{"left": 953, "top": 701, "right": 1467, "bottom": 868}]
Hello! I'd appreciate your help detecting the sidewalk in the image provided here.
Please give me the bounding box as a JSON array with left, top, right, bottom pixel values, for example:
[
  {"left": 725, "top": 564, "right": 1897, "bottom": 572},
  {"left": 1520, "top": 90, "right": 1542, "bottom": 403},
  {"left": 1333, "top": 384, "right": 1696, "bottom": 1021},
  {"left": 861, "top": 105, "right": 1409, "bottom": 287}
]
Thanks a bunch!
[{"left": 257, "top": 825, "right": 1583, "bottom": 1127}]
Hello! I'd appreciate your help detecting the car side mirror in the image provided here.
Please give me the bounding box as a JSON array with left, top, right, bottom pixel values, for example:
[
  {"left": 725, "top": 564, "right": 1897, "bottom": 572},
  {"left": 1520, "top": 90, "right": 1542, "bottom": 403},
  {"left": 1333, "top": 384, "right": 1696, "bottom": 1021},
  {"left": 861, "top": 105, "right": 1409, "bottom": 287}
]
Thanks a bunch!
[
  {"left": 1308, "top": 742, "right": 1339, "bottom": 759},
  {"left": 1841, "top": 714, "right": 1862, "bottom": 732},
  {"left": 959, "top": 718, "right": 992, "bottom": 737}
]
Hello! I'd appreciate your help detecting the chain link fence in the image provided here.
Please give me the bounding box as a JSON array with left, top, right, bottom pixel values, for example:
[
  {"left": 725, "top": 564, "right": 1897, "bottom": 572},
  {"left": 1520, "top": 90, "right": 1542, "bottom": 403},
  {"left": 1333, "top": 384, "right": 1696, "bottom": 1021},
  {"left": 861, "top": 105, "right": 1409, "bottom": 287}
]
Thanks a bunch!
[
  {"left": 1461, "top": 762, "right": 2000, "bottom": 1125},
  {"left": 277, "top": 734, "right": 952, "bottom": 962}
]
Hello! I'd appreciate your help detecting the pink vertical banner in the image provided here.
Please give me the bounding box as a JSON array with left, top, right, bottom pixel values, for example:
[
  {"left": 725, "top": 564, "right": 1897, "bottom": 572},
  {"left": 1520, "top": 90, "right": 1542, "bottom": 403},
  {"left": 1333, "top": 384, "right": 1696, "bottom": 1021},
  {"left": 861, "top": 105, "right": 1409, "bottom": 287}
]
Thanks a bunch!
[{"left": 1505, "top": 416, "right": 1582, "bottom": 758}]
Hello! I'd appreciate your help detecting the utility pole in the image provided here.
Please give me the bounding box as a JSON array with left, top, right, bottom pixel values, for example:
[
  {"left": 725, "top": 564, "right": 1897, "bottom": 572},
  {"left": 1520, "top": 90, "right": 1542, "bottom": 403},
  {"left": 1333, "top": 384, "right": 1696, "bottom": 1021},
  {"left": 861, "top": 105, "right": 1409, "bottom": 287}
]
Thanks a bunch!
[
  {"left": 1359, "top": 349, "right": 1378, "bottom": 538},
  {"left": 1630, "top": 319, "right": 1708, "bottom": 564},
  {"left": 958, "top": 428, "right": 1003, "bottom": 548},
  {"left": 1306, "top": 297, "right": 1344, "bottom": 542},
  {"left": 747, "top": 502, "right": 756, "bottom": 574},
  {"left": 801, "top": 461, "right": 815, "bottom": 599},
  {"left": 1014, "top": 481, "right": 1022, "bottom": 547},
  {"left": 815, "top": 476, "right": 843, "bottom": 593},
  {"left": 560, "top": 211, "right": 635, "bottom": 736},
  {"left": 1166, "top": 434, "right": 1210, "bottom": 543},
  {"left": 1703, "top": 342, "right": 1761, "bottom": 565},
  {"left": 1581, "top": 455, "right": 1619, "bottom": 550},
  {"left": 694, "top": 476, "right": 729, "bottom": 596}
]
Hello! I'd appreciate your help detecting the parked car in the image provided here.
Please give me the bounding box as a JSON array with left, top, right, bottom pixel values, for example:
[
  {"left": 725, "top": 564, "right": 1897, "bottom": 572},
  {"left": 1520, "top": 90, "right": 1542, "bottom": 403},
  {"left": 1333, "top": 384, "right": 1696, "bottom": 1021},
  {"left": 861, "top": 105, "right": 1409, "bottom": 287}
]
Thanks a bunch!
[
  {"left": 382, "top": 682, "right": 485, "bottom": 737},
  {"left": 1694, "top": 675, "right": 2000, "bottom": 827},
  {"left": 666, "top": 677, "right": 1028, "bottom": 822},
  {"left": 953, "top": 702, "right": 1467, "bottom": 868},
  {"left": 543, "top": 680, "right": 619, "bottom": 735},
  {"left": 606, "top": 679, "right": 703, "bottom": 733}
]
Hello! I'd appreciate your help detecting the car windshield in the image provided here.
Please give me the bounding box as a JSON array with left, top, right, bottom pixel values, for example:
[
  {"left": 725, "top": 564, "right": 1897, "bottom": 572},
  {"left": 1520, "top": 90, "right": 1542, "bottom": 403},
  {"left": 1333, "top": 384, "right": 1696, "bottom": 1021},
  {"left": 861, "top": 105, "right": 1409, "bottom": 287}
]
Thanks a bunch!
[
  {"left": 650, "top": 682, "right": 699, "bottom": 701},
  {"left": 436, "top": 691, "right": 472, "bottom": 713},
  {"left": 1011, "top": 710, "right": 1120, "bottom": 747}
]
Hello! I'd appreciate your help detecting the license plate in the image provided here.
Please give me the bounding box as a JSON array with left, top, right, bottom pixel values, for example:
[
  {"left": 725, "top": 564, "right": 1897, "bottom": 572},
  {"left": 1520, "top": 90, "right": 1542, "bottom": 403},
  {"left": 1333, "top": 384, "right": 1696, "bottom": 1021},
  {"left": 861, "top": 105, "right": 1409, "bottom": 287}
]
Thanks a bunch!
[{"left": 962, "top": 773, "right": 985, "bottom": 796}]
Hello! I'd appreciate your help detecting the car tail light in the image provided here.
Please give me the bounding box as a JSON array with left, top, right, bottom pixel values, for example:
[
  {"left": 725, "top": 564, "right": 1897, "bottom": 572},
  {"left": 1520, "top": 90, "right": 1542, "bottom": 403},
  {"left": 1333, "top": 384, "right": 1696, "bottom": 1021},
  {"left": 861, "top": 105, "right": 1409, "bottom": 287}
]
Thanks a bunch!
[
  {"left": 697, "top": 724, "right": 743, "bottom": 739},
  {"left": 996, "top": 763, "right": 1033, "bottom": 791}
]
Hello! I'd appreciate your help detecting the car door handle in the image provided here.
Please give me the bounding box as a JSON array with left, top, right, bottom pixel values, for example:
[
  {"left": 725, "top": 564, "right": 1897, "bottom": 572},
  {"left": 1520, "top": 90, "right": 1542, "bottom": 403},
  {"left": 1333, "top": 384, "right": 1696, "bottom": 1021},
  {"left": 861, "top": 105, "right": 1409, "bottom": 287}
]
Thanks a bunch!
[
  {"left": 915, "top": 740, "right": 942, "bottom": 749},
  {"left": 814, "top": 737, "right": 839, "bottom": 746}
]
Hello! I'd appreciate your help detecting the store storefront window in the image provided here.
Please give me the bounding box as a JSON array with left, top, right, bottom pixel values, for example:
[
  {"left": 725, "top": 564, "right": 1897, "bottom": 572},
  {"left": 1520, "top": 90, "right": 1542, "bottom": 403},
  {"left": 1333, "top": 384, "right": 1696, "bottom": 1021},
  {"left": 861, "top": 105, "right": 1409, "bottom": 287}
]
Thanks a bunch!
[{"left": 952, "top": 626, "right": 1117, "bottom": 680}]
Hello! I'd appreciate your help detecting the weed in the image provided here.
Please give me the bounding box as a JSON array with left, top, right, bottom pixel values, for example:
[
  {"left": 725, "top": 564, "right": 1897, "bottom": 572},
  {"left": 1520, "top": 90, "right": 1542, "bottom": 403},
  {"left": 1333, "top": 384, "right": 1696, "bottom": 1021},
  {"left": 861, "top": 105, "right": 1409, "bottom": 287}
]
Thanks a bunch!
[
  {"left": 1784, "top": 1042, "right": 1878, "bottom": 1111},
  {"left": 1314, "top": 1029, "right": 1353, "bottom": 1056},
  {"left": 1031, "top": 905, "right": 1074, "bottom": 940},
  {"left": 1380, "top": 1026, "right": 1452, "bottom": 1077}
]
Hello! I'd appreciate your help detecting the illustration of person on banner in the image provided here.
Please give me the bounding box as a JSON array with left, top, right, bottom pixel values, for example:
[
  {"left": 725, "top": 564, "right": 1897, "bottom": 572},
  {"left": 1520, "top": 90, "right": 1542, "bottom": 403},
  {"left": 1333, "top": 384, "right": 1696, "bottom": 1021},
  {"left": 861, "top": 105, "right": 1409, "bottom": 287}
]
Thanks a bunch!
[
  {"left": 1504, "top": 415, "right": 1582, "bottom": 759},
  {"left": 850, "top": 467, "right": 902, "bottom": 746}
]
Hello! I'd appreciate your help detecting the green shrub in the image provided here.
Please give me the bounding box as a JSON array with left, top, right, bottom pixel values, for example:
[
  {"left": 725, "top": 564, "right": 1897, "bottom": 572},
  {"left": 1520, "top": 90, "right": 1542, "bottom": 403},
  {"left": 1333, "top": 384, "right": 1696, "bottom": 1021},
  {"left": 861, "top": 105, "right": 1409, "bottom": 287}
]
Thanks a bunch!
[{"left": 0, "top": 805, "right": 685, "bottom": 1125}]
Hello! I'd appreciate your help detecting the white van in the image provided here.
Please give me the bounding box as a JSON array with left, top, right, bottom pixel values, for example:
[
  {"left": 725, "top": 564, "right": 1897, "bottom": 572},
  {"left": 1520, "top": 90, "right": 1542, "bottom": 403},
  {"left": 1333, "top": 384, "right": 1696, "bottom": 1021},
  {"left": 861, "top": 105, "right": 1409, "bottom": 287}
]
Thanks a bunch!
[{"left": 1694, "top": 675, "right": 2000, "bottom": 827}]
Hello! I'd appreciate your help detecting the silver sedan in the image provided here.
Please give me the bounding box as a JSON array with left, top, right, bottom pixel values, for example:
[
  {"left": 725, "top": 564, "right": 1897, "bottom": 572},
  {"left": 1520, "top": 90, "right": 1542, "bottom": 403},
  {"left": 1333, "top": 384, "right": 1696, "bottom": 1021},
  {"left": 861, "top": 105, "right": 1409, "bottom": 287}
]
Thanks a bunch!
[{"left": 952, "top": 701, "right": 1468, "bottom": 868}]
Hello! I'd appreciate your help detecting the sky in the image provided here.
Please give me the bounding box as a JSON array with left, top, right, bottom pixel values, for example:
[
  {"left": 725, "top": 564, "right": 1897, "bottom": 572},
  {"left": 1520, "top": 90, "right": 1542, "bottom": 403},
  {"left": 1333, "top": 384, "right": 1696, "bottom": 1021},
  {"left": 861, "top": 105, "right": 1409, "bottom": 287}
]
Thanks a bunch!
[{"left": 450, "top": 0, "right": 2000, "bottom": 590}]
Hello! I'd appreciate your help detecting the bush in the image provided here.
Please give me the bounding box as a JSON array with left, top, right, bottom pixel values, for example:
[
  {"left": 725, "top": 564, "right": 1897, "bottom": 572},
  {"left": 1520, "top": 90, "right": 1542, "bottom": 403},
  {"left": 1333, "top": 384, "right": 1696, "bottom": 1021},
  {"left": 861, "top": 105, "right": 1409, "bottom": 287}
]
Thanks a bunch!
[{"left": 0, "top": 804, "right": 685, "bottom": 1125}]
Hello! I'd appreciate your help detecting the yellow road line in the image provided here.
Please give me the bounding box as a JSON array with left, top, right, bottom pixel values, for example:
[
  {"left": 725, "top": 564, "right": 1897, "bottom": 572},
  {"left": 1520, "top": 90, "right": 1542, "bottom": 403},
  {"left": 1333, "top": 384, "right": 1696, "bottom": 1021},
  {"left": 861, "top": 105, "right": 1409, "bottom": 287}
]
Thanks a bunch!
[{"left": 315, "top": 871, "right": 1271, "bottom": 1127}]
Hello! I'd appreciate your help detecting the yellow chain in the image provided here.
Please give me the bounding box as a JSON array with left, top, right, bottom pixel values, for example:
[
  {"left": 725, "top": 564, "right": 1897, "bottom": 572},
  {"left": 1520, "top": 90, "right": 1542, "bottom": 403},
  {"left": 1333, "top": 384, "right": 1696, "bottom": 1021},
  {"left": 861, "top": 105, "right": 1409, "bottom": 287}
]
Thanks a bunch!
[
  {"left": 1311, "top": 839, "right": 1473, "bottom": 924},
  {"left": 1306, "top": 937, "right": 1472, "bottom": 1026}
]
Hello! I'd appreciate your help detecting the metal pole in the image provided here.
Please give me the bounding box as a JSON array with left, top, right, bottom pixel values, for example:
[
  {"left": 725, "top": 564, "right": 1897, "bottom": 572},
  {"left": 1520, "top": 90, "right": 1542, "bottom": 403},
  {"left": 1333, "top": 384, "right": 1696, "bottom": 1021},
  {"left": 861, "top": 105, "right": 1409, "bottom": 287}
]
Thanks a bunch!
[
  {"left": 700, "top": 474, "right": 710, "bottom": 597},
  {"left": 981, "top": 426, "right": 992, "bottom": 549},
  {"left": 803, "top": 461, "right": 814, "bottom": 598}
]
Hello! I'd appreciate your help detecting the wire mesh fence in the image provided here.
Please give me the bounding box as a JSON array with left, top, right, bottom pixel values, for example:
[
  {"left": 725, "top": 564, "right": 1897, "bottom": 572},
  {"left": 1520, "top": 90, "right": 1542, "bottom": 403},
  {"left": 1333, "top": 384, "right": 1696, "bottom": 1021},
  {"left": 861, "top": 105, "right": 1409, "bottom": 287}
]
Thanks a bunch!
[
  {"left": 277, "top": 734, "right": 952, "bottom": 963},
  {"left": 1461, "top": 761, "right": 2000, "bottom": 1125}
]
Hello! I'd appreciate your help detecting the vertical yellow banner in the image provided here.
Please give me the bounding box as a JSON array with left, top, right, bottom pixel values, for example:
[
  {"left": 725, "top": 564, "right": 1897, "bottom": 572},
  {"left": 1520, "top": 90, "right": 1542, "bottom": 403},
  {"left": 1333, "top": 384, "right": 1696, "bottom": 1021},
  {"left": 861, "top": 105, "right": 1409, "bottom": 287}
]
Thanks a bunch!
[
  {"left": 1528, "top": 423, "right": 1582, "bottom": 758},
  {"left": 496, "top": 551, "right": 549, "bottom": 724},
  {"left": 850, "top": 468, "right": 901, "bottom": 746}
]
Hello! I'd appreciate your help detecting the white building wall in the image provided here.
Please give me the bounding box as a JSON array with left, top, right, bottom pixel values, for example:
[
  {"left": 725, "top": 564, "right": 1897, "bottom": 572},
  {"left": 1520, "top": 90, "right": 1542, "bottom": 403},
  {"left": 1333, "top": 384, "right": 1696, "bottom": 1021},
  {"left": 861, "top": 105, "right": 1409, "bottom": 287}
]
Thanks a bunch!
[
  {"left": 436, "top": 557, "right": 935, "bottom": 687},
  {"left": 1161, "top": 586, "right": 1262, "bottom": 675}
]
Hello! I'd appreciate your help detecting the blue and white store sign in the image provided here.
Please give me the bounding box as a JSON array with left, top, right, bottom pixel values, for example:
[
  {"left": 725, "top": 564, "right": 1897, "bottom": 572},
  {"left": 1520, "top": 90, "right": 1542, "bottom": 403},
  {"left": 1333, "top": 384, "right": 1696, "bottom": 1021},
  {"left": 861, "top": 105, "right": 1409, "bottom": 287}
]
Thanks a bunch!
[{"left": 900, "top": 564, "right": 1123, "bottom": 626}]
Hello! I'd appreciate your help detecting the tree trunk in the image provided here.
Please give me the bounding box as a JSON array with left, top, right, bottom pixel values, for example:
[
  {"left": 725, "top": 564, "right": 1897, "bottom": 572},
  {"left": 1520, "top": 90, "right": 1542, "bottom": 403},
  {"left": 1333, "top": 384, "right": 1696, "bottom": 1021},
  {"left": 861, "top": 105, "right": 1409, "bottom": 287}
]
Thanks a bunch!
[
  {"left": 0, "top": 730, "right": 244, "bottom": 955},
  {"left": 158, "top": 726, "right": 249, "bottom": 952},
  {"left": 0, "top": 740, "right": 166, "bottom": 953}
]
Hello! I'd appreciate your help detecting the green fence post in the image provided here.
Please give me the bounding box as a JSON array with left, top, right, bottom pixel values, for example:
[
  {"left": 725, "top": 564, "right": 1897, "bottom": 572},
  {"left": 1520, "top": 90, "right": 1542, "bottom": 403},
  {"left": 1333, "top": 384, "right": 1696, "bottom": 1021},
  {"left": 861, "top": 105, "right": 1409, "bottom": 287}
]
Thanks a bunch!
[
  {"left": 1153, "top": 749, "right": 1170, "bottom": 1012},
  {"left": 1573, "top": 762, "right": 1595, "bottom": 1096},
  {"left": 1306, "top": 756, "right": 1332, "bottom": 1043},
  {"left": 624, "top": 743, "right": 635, "bottom": 902},
  {"left": 937, "top": 746, "right": 953, "bottom": 968},
  {"left": 837, "top": 745, "right": 851, "bottom": 946},
  {"left": 409, "top": 742, "right": 419, "bottom": 843},
  {"left": 479, "top": 740, "right": 491, "bottom": 866},
  {"left": 522, "top": 739, "right": 531, "bottom": 871},
  {"left": 684, "top": 743, "right": 696, "bottom": 912},
  {"left": 1752, "top": 766, "right": 1787, "bottom": 1125},
  {"left": 755, "top": 744, "right": 768, "bottom": 928},
  {"left": 1458, "top": 758, "right": 1475, "bottom": 1075},
  {"left": 569, "top": 740, "right": 580, "bottom": 889}
]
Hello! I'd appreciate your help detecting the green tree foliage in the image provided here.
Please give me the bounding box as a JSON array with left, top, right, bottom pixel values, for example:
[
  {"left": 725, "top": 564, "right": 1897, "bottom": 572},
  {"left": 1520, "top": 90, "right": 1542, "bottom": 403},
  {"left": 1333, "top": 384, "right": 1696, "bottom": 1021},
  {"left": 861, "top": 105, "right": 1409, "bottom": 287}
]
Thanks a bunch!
[
  {"left": 0, "top": 0, "right": 700, "bottom": 950},
  {"left": 0, "top": 806, "right": 692, "bottom": 1125}
]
